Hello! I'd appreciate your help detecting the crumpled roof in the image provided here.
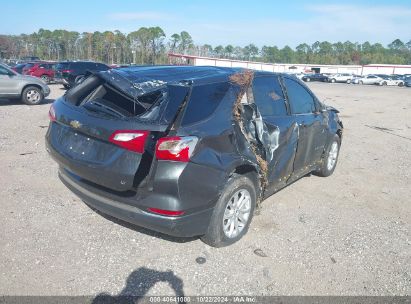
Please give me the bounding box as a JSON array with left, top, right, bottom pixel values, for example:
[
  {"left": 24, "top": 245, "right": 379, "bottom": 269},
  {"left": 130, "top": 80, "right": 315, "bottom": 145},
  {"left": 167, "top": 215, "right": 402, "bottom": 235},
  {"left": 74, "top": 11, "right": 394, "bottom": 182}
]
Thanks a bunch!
[
  {"left": 98, "top": 65, "right": 276, "bottom": 98},
  {"left": 110, "top": 65, "right": 243, "bottom": 85}
]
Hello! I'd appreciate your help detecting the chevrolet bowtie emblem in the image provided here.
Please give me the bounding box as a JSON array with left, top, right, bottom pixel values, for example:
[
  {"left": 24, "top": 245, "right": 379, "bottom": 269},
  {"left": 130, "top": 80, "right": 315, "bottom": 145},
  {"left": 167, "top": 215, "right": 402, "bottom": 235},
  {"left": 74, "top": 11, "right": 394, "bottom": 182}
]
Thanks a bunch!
[{"left": 70, "top": 120, "right": 82, "bottom": 129}]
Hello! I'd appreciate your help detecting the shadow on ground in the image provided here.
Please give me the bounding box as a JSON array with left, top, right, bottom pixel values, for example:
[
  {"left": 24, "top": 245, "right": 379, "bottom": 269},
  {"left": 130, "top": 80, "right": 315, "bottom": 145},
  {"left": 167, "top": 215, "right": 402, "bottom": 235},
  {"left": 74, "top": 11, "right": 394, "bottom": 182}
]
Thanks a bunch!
[
  {"left": 86, "top": 203, "right": 199, "bottom": 244},
  {"left": 0, "top": 98, "right": 54, "bottom": 106},
  {"left": 92, "top": 267, "right": 186, "bottom": 304}
]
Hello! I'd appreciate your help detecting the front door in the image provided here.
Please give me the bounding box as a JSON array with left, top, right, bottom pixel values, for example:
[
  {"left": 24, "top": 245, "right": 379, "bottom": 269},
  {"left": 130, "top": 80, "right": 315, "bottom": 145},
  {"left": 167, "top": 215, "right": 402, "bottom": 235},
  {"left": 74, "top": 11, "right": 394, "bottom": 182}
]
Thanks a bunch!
[{"left": 283, "top": 77, "right": 328, "bottom": 176}]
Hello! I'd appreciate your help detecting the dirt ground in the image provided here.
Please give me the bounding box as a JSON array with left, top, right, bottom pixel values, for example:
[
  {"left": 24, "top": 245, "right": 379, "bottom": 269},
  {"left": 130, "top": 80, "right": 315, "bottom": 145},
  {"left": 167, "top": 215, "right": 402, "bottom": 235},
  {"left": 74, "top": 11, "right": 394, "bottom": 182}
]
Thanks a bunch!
[{"left": 0, "top": 82, "right": 410, "bottom": 297}]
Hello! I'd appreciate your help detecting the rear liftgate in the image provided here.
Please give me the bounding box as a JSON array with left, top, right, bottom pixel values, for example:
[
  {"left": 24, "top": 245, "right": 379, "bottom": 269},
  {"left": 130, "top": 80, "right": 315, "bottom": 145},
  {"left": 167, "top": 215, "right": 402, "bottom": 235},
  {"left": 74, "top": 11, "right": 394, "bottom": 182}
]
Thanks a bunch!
[{"left": 48, "top": 73, "right": 193, "bottom": 193}]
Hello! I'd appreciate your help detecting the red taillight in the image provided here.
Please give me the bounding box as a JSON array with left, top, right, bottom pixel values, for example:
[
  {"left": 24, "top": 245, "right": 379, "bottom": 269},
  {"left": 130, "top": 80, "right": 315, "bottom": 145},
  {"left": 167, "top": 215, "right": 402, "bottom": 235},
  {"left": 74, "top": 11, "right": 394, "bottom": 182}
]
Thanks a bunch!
[
  {"left": 49, "top": 104, "right": 56, "bottom": 121},
  {"left": 62, "top": 69, "right": 73, "bottom": 73},
  {"left": 109, "top": 130, "right": 149, "bottom": 153},
  {"left": 155, "top": 136, "right": 198, "bottom": 162},
  {"left": 147, "top": 208, "right": 185, "bottom": 217}
]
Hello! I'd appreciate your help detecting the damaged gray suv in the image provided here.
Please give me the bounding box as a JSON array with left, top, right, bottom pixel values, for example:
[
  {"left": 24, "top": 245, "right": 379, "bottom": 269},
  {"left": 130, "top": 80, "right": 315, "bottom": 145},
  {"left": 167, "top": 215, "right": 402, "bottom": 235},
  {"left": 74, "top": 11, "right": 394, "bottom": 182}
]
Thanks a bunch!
[{"left": 46, "top": 66, "right": 343, "bottom": 247}]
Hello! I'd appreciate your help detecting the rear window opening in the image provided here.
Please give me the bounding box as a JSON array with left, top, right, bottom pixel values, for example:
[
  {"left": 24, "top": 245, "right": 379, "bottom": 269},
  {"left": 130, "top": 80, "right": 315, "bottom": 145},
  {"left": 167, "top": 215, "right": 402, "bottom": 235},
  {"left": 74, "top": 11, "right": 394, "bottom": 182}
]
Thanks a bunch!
[{"left": 64, "top": 74, "right": 167, "bottom": 118}]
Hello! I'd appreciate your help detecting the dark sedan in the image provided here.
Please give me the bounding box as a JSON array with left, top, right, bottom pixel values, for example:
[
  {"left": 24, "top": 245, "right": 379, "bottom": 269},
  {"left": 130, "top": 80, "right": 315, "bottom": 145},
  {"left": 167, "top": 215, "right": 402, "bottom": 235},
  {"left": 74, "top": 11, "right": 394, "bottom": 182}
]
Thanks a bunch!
[{"left": 302, "top": 73, "right": 329, "bottom": 82}]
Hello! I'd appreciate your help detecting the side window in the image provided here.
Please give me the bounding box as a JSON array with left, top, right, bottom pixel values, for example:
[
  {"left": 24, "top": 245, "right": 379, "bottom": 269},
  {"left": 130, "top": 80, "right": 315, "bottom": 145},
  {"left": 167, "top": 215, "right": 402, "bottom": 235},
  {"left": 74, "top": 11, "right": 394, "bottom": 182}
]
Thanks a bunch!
[
  {"left": 181, "top": 82, "right": 230, "bottom": 126},
  {"left": 284, "top": 78, "right": 316, "bottom": 114},
  {"left": 252, "top": 76, "right": 287, "bottom": 116}
]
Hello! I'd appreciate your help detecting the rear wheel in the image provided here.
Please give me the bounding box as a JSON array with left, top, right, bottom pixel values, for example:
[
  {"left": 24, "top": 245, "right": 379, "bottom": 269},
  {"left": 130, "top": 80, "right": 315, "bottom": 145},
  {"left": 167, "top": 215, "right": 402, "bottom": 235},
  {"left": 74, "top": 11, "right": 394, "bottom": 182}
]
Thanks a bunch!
[
  {"left": 398, "top": 82, "right": 404, "bottom": 87},
  {"left": 359, "top": 80, "right": 364, "bottom": 85},
  {"left": 346, "top": 79, "right": 351, "bottom": 84},
  {"left": 201, "top": 174, "right": 256, "bottom": 247},
  {"left": 21, "top": 86, "right": 43, "bottom": 105},
  {"left": 381, "top": 81, "right": 387, "bottom": 86},
  {"left": 331, "top": 78, "right": 336, "bottom": 83},
  {"left": 40, "top": 75, "right": 50, "bottom": 84},
  {"left": 314, "top": 134, "right": 341, "bottom": 177}
]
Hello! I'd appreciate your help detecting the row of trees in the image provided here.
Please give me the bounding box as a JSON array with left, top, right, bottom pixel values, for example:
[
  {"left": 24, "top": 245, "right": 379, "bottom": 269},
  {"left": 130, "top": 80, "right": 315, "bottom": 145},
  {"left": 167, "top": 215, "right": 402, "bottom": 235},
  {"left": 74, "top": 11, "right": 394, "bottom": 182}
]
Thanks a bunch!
[{"left": 1, "top": 28, "right": 410, "bottom": 65}]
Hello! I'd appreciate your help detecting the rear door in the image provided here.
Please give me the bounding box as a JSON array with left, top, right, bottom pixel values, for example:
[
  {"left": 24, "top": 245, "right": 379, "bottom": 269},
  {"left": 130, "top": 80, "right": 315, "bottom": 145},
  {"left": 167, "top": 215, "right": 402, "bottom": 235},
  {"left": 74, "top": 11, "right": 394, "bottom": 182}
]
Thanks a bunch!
[
  {"left": 283, "top": 77, "right": 328, "bottom": 175},
  {"left": 251, "top": 75, "right": 298, "bottom": 193}
]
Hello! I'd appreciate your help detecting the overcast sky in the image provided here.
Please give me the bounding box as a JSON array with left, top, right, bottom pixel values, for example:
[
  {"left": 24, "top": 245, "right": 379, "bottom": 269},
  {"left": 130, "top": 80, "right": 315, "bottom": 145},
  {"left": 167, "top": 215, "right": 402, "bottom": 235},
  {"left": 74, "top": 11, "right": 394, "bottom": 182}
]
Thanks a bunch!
[{"left": 2, "top": 0, "right": 411, "bottom": 47}]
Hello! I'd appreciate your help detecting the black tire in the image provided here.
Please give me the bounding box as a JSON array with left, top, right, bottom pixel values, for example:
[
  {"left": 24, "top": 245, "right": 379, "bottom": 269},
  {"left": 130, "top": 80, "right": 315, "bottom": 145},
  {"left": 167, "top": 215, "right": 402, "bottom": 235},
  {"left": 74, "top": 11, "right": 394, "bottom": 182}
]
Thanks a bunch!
[
  {"left": 21, "top": 86, "right": 44, "bottom": 105},
  {"left": 381, "top": 81, "right": 387, "bottom": 86},
  {"left": 201, "top": 174, "right": 256, "bottom": 247},
  {"left": 359, "top": 80, "right": 364, "bottom": 85},
  {"left": 398, "top": 82, "right": 404, "bottom": 87},
  {"left": 40, "top": 75, "right": 50, "bottom": 84},
  {"left": 314, "top": 134, "right": 341, "bottom": 177},
  {"left": 346, "top": 79, "right": 351, "bottom": 84},
  {"left": 331, "top": 78, "right": 336, "bottom": 83}
]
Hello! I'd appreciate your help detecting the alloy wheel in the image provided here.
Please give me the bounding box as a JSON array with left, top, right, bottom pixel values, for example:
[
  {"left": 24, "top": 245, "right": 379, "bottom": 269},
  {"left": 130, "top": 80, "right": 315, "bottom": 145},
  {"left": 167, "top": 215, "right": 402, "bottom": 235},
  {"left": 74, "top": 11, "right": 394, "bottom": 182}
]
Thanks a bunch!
[
  {"left": 26, "top": 89, "right": 41, "bottom": 103},
  {"left": 327, "top": 141, "right": 339, "bottom": 171},
  {"left": 223, "top": 189, "right": 251, "bottom": 238}
]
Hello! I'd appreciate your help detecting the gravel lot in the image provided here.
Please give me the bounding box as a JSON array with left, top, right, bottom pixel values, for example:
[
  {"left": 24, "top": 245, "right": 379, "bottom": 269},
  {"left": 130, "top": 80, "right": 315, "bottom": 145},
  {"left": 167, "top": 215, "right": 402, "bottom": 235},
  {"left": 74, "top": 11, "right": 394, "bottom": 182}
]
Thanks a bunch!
[{"left": 0, "top": 82, "right": 410, "bottom": 297}]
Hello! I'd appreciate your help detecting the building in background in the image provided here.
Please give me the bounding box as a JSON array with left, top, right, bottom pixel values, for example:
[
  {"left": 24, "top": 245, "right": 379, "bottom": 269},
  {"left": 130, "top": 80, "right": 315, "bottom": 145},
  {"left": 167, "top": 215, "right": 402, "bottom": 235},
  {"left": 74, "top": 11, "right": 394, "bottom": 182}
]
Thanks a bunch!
[{"left": 168, "top": 53, "right": 411, "bottom": 75}]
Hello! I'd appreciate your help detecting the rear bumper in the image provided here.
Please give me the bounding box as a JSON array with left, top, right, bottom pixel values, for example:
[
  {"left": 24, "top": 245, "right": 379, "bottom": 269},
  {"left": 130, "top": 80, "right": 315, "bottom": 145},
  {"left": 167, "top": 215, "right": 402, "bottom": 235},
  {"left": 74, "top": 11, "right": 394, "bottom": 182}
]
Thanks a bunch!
[{"left": 58, "top": 168, "right": 214, "bottom": 238}]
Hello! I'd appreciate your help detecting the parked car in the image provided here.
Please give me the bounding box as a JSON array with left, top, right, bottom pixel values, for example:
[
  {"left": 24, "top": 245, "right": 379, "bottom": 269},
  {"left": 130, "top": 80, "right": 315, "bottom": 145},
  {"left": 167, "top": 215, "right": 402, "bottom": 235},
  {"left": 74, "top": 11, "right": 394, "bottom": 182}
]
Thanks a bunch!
[
  {"left": 350, "top": 75, "right": 363, "bottom": 84},
  {"left": 54, "top": 61, "right": 110, "bottom": 89},
  {"left": 45, "top": 66, "right": 343, "bottom": 247},
  {"left": 11, "top": 63, "right": 27, "bottom": 74},
  {"left": 357, "top": 74, "right": 382, "bottom": 85},
  {"left": 302, "top": 73, "right": 329, "bottom": 82},
  {"left": 22, "top": 62, "right": 56, "bottom": 83},
  {"left": 0, "top": 63, "right": 50, "bottom": 105},
  {"left": 404, "top": 76, "right": 411, "bottom": 87},
  {"left": 377, "top": 75, "right": 405, "bottom": 86},
  {"left": 328, "top": 73, "right": 353, "bottom": 83}
]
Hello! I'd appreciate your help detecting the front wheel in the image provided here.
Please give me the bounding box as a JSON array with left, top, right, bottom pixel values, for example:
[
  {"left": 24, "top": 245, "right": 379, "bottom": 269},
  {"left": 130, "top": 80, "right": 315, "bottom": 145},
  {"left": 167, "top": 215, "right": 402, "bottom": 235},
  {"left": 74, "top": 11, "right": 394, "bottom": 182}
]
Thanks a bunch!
[
  {"left": 346, "top": 79, "right": 351, "bottom": 84},
  {"left": 398, "top": 82, "right": 404, "bottom": 87},
  {"left": 331, "top": 78, "right": 336, "bottom": 83},
  {"left": 201, "top": 174, "right": 256, "bottom": 247},
  {"left": 314, "top": 134, "right": 341, "bottom": 177},
  {"left": 305, "top": 78, "right": 310, "bottom": 82},
  {"left": 21, "top": 86, "right": 43, "bottom": 105}
]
